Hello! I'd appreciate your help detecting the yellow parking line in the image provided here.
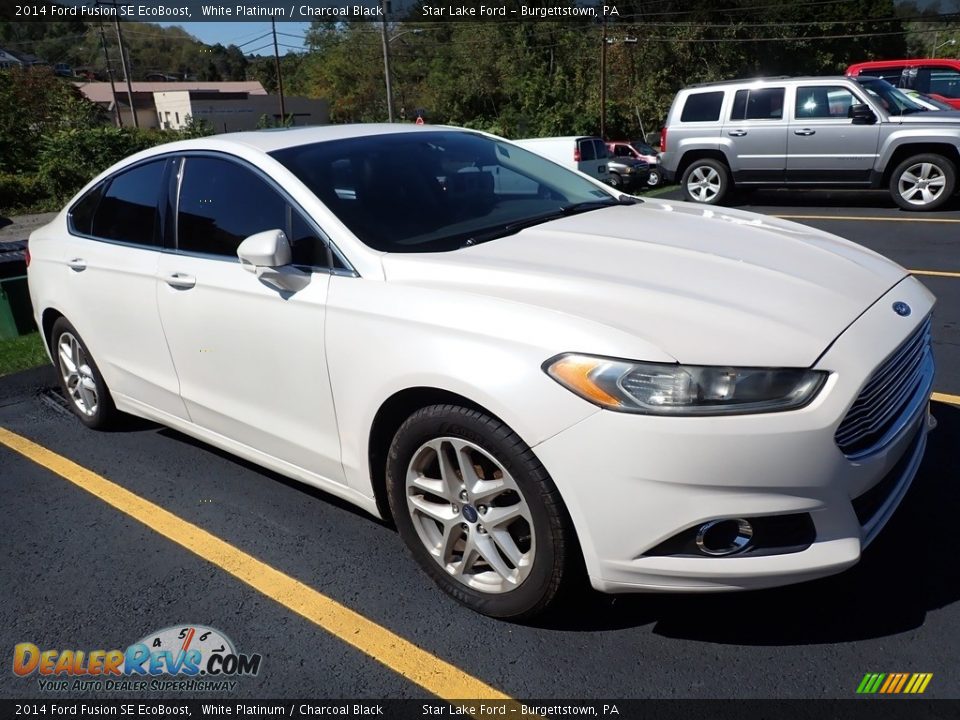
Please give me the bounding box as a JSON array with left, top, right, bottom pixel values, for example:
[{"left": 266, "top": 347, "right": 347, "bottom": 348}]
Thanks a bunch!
[
  {"left": 774, "top": 214, "right": 960, "bottom": 223},
  {"left": 932, "top": 392, "right": 960, "bottom": 406},
  {"left": 909, "top": 270, "right": 960, "bottom": 279},
  {"left": 0, "top": 426, "right": 511, "bottom": 704}
]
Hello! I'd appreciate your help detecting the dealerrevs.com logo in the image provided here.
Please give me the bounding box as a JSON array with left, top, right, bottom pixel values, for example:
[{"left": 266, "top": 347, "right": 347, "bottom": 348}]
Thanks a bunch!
[{"left": 13, "top": 625, "right": 262, "bottom": 693}]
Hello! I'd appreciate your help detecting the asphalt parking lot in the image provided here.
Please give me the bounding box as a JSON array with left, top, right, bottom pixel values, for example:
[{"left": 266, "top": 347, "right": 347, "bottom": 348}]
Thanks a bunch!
[{"left": 2, "top": 189, "right": 959, "bottom": 705}]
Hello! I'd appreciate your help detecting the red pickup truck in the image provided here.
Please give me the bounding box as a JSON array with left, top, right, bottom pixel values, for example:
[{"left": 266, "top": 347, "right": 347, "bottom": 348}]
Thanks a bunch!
[{"left": 846, "top": 59, "right": 960, "bottom": 109}]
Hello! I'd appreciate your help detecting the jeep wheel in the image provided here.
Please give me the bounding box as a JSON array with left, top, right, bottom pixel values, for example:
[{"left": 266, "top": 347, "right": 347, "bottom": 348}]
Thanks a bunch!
[
  {"left": 681, "top": 159, "right": 730, "bottom": 205},
  {"left": 890, "top": 154, "right": 956, "bottom": 211}
]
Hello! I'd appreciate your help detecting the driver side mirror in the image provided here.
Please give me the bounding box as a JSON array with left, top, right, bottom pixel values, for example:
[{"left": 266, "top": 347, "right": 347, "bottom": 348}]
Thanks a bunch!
[
  {"left": 848, "top": 103, "right": 877, "bottom": 125},
  {"left": 237, "top": 229, "right": 309, "bottom": 293}
]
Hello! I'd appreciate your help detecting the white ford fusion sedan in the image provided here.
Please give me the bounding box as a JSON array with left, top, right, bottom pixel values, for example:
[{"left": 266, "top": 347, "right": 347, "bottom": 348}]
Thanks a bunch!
[{"left": 28, "top": 125, "right": 935, "bottom": 618}]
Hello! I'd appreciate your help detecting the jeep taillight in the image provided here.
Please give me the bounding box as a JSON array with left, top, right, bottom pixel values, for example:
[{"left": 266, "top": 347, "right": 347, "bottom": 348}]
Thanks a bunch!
[{"left": 660, "top": 127, "right": 667, "bottom": 153}]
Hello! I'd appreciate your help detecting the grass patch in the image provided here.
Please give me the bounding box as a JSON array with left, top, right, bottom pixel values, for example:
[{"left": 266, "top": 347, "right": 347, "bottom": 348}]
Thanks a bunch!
[{"left": 0, "top": 332, "right": 48, "bottom": 377}]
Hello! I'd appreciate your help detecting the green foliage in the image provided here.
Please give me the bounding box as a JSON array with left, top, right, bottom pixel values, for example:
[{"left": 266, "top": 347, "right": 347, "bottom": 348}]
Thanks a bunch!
[
  {"left": 0, "top": 67, "right": 105, "bottom": 173},
  {"left": 180, "top": 115, "right": 215, "bottom": 138},
  {"left": 36, "top": 126, "right": 164, "bottom": 203},
  {"left": 0, "top": 173, "right": 48, "bottom": 215},
  {"left": 298, "top": 0, "right": 907, "bottom": 138}
]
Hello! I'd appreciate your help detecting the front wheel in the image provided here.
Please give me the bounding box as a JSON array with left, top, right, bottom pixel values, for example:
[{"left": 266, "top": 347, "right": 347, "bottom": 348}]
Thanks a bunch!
[
  {"left": 889, "top": 154, "right": 956, "bottom": 211},
  {"left": 386, "top": 405, "right": 574, "bottom": 619},
  {"left": 646, "top": 168, "right": 661, "bottom": 188},
  {"left": 681, "top": 158, "right": 730, "bottom": 205}
]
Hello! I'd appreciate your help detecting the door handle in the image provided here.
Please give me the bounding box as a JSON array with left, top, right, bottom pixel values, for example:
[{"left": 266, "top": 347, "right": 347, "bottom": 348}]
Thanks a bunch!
[
  {"left": 163, "top": 272, "right": 196, "bottom": 289},
  {"left": 727, "top": 130, "right": 748, "bottom": 137},
  {"left": 793, "top": 129, "right": 816, "bottom": 136},
  {"left": 67, "top": 258, "right": 86, "bottom": 272}
]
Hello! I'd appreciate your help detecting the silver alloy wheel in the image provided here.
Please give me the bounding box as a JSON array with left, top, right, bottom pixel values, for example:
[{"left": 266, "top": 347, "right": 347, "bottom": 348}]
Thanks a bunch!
[
  {"left": 405, "top": 437, "right": 535, "bottom": 594},
  {"left": 687, "top": 165, "right": 721, "bottom": 202},
  {"left": 898, "top": 162, "right": 947, "bottom": 207},
  {"left": 647, "top": 169, "right": 660, "bottom": 187},
  {"left": 57, "top": 332, "right": 98, "bottom": 417}
]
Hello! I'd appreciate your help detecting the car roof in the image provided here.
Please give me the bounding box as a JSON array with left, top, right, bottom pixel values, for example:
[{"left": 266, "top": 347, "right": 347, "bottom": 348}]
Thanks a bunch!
[
  {"left": 683, "top": 76, "right": 855, "bottom": 90},
  {"left": 144, "top": 123, "right": 472, "bottom": 156},
  {"left": 847, "top": 58, "right": 960, "bottom": 71}
]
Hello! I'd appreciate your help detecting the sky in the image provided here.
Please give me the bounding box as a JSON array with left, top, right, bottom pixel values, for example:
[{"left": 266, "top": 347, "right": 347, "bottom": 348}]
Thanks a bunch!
[{"left": 156, "top": 22, "right": 312, "bottom": 53}]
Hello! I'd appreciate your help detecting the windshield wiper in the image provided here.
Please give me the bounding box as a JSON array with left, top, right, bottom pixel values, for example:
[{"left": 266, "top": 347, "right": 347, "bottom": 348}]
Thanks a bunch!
[{"left": 460, "top": 196, "right": 637, "bottom": 247}]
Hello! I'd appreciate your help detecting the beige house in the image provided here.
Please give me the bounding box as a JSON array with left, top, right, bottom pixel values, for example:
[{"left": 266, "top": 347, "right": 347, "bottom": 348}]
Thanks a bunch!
[
  {"left": 74, "top": 80, "right": 300, "bottom": 132},
  {"left": 154, "top": 90, "right": 330, "bottom": 132}
]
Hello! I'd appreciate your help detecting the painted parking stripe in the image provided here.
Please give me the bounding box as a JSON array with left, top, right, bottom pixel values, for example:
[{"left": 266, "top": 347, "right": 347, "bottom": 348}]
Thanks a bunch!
[
  {"left": 774, "top": 214, "right": 960, "bottom": 224},
  {"left": 932, "top": 392, "right": 960, "bottom": 406},
  {"left": 0, "top": 426, "right": 512, "bottom": 704}
]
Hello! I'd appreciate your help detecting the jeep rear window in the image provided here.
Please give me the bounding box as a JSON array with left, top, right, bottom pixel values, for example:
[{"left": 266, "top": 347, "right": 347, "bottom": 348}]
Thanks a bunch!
[{"left": 680, "top": 91, "right": 724, "bottom": 122}]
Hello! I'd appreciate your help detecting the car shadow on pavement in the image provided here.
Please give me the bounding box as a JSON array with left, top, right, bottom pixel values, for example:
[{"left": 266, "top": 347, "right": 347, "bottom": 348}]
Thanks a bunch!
[
  {"left": 155, "top": 426, "right": 392, "bottom": 526},
  {"left": 536, "top": 402, "right": 960, "bottom": 644}
]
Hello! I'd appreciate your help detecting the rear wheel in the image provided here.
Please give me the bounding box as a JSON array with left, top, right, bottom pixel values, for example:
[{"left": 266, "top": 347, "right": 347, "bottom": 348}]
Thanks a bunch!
[
  {"left": 386, "top": 405, "right": 573, "bottom": 619},
  {"left": 51, "top": 317, "right": 118, "bottom": 429},
  {"left": 889, "top": 153, "right": 956, "bottom": 211},
  {"left": 608, "top": 173, "right": 623, "bottom": 189},
  {"left": 681, "top": 158, "right": 730, "bottom": 205}
]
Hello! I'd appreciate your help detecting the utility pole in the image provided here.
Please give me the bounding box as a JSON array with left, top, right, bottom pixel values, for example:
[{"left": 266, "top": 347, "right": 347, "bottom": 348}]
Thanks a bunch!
[
  {"left": 113, "top": 13, "right": 138, "bottom": 128},
  {"left": 600, "top": 15, "right": 607, "bottom": 139},
  {"left": 271, "top": 19, "right": 287, "bottom": 124},
  {"left": 97, "top": 19, "right": 122, "bottom": 127},
  {"left": 380, "top": 0, "right": 394, "bottom": 122}
]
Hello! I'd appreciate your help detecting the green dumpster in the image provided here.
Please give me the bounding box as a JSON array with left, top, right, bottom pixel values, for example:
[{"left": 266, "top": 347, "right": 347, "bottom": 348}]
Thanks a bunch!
[
  {"left": 0, "top": 274, "right": 32, "bottom": 340},
  {"left": 0, "top": 277, "right": 18, "bottom": 340}
]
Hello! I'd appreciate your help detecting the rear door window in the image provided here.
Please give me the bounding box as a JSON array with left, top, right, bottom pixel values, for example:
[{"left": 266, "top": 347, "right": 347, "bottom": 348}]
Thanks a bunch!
[
  {"left": 87, "top": 160, "right": 167, "bottom": 247},
  {"left": 730, "top": 88, "right": 785, "bottom": 120},
  {"left": 578, "top": 139, "right": 596, "bottom": 161},
  {"left": 680, "top": 91, "right": 724, "bottom": 122},
  {"left": 855, "top": 66, "right": 905, "bottom": 84}
]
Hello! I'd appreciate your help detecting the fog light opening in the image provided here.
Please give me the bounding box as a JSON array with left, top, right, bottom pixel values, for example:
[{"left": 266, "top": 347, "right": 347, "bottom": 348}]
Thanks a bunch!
[{"left": 695, "top": 518, "right": 754, "bottom": 556}]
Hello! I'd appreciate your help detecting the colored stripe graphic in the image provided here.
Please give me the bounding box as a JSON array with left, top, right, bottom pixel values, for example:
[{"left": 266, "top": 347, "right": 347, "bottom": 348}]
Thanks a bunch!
[{"left": 857, "top": 673, "right": 932, "bottom": 694}]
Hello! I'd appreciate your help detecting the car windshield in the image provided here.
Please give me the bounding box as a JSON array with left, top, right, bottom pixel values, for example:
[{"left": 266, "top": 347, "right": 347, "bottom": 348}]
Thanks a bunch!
[
  {"left": 630, "top": 142, "right": 656, "bottom": 155},
  {"left": 855, "top": 77, "right": 929, "bottom": 116},
  {"left": 270, "top": 130, "right": 621, "bottom": 253}
]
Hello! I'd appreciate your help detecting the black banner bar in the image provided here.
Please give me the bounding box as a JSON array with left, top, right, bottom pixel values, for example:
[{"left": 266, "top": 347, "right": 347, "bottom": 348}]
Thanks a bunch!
[{"left": 3, "top": 700, "right": 960, "bottom": 720}]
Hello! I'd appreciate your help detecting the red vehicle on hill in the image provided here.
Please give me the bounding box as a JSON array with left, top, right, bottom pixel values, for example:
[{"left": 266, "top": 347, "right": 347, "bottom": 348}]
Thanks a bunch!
[{"left": 846, "top": 59, "right": 960, "bottom": 109}]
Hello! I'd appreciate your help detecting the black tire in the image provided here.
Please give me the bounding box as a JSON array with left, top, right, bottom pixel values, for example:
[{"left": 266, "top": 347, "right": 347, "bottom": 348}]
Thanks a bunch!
[
  {"left": 386, "top": 404, "right": 573, "bottom": 619},
  {"left": 680, "top": 158, "right": 730, "bottom": 205},
  {"left": 646, "top": 169, "right": 661, "bottom": 188},
  {"left": 50, "top": 317, "right": 119, "bottom": 429},
  {"left": 889, "top": 153, "right": 956, "bottom": 211},
  {"left": 608, "top": 173, "right": 623, "bottom": 189}
]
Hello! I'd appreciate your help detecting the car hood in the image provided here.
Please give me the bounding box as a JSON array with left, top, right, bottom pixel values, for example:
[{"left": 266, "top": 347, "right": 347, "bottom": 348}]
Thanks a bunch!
[
  {"left": 895, "top": 110, "right": 960, "bottom": 123},
  {"left": 380, "top": 199, "right": 907, "bottom": 367}
]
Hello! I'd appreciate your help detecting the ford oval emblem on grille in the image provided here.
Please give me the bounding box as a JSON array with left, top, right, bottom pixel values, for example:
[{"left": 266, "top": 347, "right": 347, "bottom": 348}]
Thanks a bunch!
[{"left": 892, "top": 301, "right": 911, "bottom": 317}]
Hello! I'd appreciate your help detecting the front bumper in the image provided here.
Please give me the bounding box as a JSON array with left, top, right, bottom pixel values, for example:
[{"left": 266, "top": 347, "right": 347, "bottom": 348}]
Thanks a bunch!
[{"left": 534, "top": 276, "right": 935, "bottom": 593}]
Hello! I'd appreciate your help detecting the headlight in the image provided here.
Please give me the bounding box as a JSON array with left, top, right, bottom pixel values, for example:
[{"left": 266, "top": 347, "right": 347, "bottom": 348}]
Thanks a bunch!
[{"left": 544, "top": 353, "right": 827, "bottom": 415}]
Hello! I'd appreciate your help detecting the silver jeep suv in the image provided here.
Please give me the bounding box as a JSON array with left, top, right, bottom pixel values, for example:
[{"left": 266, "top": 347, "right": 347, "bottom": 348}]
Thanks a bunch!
[{"left": 658, "top": 75, "right": 960, "bottom": 211}]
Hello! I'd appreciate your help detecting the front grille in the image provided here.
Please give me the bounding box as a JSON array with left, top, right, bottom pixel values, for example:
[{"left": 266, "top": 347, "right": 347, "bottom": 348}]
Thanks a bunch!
[{"left": 835, "top": 316, "right": 933, "bottom": 459}]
